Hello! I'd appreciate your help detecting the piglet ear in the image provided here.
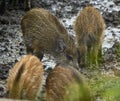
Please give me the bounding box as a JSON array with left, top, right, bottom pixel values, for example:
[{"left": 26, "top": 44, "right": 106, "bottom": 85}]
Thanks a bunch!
[{"left": 56, "top": 38, "right": 66, "bottom": 53}]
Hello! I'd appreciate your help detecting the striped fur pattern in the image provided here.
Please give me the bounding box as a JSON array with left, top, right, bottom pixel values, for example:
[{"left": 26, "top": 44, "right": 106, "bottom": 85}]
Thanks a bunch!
[
  {"left": 7, "top": 54, "right": 44, "bottom": 100},
  {"left": 21, "top": 8, "right": 79, "bottom": 69},
  {"left": 46, "top": 64, "right": 93, "bottom": 101},
  {"left": 74, "top": 6, "right": 106, "bottom": 67}
]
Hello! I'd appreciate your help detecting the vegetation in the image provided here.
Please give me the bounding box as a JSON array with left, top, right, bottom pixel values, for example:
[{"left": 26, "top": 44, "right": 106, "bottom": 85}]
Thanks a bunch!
[{"left": 86, "top": 68, "right": 120, "bottom": 101}]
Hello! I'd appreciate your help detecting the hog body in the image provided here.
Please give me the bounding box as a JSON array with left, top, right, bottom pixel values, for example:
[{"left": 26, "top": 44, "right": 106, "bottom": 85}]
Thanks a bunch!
[
  {"left": 74, "top": 6, "right": 106, "bottom": 67},
  {"left": 7, "top": 55, "right": 44, "bottom": 100},
  {"left": 46, "top": 64, "right": 93, "bottom": 101},
  {"left": 21, "top": 8, "right": 79, "bottom": 69}
]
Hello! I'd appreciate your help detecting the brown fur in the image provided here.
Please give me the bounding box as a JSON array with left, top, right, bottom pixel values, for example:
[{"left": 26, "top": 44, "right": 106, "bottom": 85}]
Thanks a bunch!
[
  {"left": 7, "top": 54, "right": 44, "bottom": 100},
  {"left": 21, "top": 8, "right": 79, "bottom": 69},
  {"left": 74, "top": 6, "right": 106, "bottom": 67},
  {"left": 46, "top": 65, "right": 93, "bottom": 101}
]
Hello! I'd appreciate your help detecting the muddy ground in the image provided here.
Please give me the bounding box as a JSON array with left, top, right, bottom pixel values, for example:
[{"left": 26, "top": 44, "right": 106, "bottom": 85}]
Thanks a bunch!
[{"left": 0, "top": 0, "right": 120, "bottom": 99}]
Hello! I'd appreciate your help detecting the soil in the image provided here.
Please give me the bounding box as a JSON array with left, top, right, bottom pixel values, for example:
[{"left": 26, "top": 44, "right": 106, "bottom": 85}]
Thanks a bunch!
[{"left": 0, "top": 0, "right": 120, "bottom": 99}]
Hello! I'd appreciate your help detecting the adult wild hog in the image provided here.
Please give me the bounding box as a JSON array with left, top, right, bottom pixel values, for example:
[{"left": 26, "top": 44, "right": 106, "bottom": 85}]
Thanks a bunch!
[
  {"left": 74, "top": 6, "right": 106, "bottom": 67},
  {"left": 21, "top": 8, "right": 79, "bottom": 69},
  {"left": 45, "top": 64, "right": 93, "bottom": 101},
  {"left": 7, "top": 55, "right": 44, "bottom": 100}
]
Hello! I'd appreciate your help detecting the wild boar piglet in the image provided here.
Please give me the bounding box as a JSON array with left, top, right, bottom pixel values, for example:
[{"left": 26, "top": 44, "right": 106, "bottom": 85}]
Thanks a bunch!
[
  {"left": 7, "top": 54, "right": 44, "bottom": 100},
  {"left": 21, "top": 8, "right": 79, "bottom": 69},
  {"left": 45, "top": 64, "right": 93, "bottom": 101},
  {"left": 74, "top": 6, "right": 106, "bottom": 67}
]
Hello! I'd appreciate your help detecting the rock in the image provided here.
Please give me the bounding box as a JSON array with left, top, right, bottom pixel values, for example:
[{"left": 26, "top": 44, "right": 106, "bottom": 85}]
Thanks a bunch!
[
  {"left": 103, "top": 10, "right": 120, "bottom": 26},
  {"left": 113, "top": 0, "right": 120, "bottom": 6},
  {"left": 0, "top": 64, "right": 10, "bottom": 80},
  {"left": 0, "top": 84, "right": 6, "bottom": 97}
]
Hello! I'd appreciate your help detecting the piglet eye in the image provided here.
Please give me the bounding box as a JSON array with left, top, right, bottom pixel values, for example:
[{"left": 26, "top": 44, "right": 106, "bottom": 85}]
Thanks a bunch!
[{"left": 66, "top": 54, "right": 73, "bottom": 61}]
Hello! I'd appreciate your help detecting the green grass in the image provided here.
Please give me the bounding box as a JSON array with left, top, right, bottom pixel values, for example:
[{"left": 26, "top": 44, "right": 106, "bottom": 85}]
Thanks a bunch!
[{"left": 87, "top": 69, "right": 120, "bottom": 101}]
